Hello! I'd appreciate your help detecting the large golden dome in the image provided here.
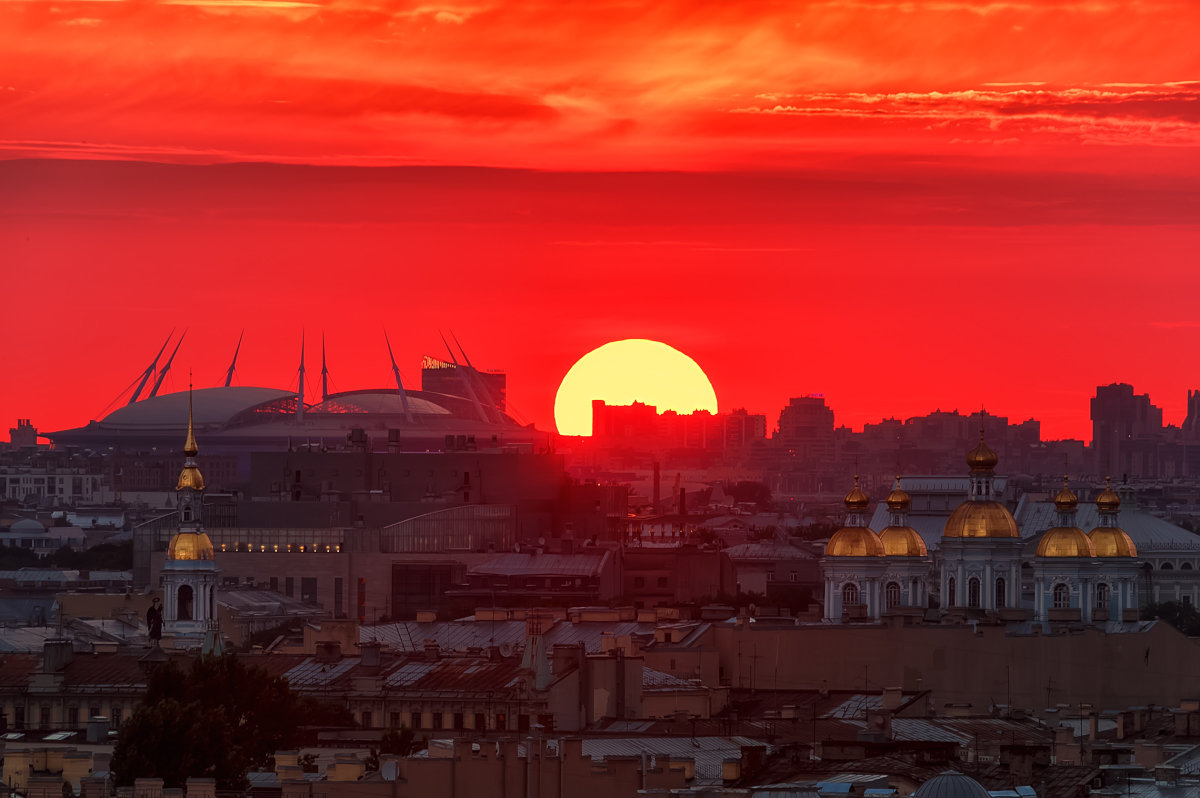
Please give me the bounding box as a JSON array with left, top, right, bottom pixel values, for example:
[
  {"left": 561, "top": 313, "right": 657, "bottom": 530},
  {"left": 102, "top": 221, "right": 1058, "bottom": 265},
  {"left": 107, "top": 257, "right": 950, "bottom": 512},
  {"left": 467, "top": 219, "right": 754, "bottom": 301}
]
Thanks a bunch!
[
  {"left": 966, "top": 433, "right": 999, "bottom": 472},
  {"left": 825, "top": 527, "right": 885, "bottom": 557},
  {"left": 942, "top": 501, "right": 1019, "bottom": 538},
  {"left": 879, "top": 525, "right": 928, "bottom": 557},
  {"left": 1088, "top": 526, "right": 1137, "bottom": 557},
  {"left": 1037, "top": 526, "right": 1095, "bottom": 557},
  {"left": 167, "top": 531, "right": 215, "bottom": 561}
]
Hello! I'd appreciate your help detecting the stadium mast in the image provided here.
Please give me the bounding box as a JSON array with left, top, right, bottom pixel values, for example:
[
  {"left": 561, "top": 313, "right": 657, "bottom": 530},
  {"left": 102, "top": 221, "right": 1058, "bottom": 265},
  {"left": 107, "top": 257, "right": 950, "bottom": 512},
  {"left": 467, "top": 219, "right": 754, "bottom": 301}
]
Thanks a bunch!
[
  {"left": 452, "top": 332, "right": 503, "bottom": 424},
  {"left": 383, "top": 332, "right": 414, "bottom": 424},
  {"left": 148, "top": 330, "right": 186, "bottom": 399},
  {"left": 128, "top": 331, "right": 174, "bottom": 405},
  {"left": 224, "top": 330, "right": 243, "bottom": 388},
  {"left": 321, "top": 333, "right": 330, "bottom": 402},
  {"left": 296, "top": 332, "right": 306, "bottom": 421},
  {"left": 440, "top": 332, "right": 490, "bottom": 424}
]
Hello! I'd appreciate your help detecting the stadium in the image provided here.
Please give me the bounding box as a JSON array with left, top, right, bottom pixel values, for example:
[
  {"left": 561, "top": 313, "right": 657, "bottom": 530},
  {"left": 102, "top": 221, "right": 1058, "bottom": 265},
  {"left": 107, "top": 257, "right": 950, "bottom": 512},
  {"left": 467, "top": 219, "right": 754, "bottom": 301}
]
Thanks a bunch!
[{"left": 48, "top": 334, "right": 547, "bottom": 454}]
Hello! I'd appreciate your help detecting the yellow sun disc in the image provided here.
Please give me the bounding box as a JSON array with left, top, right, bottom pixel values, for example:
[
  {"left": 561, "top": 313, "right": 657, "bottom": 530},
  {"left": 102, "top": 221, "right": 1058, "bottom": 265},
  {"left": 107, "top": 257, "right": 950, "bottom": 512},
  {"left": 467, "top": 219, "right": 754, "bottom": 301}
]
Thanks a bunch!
[{"left": 554, "top": 339, "right": 718, "bottom": 436}]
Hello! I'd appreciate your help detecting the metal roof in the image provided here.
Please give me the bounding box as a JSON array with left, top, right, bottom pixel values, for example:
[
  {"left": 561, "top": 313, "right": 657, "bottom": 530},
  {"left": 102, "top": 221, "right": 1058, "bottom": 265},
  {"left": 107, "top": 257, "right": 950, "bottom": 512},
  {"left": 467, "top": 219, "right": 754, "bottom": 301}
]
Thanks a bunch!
[{"left": 1015, "top": 502, "right": 1200, "bottom": 552}]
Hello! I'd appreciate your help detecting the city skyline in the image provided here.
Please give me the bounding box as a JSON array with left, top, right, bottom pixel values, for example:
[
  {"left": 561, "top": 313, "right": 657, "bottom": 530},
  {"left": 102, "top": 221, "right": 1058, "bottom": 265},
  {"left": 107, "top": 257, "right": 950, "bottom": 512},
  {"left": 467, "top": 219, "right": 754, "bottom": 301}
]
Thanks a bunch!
[{"left": 4, "top": 1, "right": 1200, "bottom": 441}]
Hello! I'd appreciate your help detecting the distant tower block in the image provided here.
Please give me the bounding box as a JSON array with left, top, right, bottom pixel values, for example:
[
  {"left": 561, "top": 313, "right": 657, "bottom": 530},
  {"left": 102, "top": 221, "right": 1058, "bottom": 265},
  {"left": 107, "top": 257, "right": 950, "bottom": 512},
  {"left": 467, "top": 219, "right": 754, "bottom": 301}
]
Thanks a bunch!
[{"left": 162, "top": 387, "right": 221, "bottom": 652}]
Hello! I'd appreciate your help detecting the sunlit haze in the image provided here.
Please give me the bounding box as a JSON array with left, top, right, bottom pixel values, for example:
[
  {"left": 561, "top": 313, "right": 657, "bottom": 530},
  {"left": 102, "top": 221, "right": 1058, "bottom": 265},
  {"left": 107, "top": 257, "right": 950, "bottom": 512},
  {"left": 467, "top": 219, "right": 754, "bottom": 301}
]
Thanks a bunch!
[{"left": 3, "top": 0, "right": 1200, "bottom": 440}]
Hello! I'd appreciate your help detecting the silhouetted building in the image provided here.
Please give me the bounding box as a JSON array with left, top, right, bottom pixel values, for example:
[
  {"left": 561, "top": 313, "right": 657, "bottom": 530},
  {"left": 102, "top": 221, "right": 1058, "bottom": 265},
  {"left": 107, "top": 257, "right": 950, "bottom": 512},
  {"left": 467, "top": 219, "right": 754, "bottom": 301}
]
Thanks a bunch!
[{"left": 1091, "top": 383, "right": 1167, "bottom": 479}]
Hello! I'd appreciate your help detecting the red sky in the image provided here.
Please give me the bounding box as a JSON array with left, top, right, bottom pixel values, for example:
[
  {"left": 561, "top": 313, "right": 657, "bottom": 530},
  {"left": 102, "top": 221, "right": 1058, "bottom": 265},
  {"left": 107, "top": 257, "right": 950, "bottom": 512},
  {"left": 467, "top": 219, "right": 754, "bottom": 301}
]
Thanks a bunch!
[{"left": 3, "top": 0, "right": 1200, "bottom": 441}]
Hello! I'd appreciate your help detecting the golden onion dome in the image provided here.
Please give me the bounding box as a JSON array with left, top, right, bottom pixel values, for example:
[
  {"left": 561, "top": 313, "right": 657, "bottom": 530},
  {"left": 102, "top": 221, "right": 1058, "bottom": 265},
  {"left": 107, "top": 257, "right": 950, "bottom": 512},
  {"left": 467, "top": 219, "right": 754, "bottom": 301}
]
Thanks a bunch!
[
  {"left": 844, "top": 479, "right": 870, "bottom": 512},
  {"left": 966, "top": 433, "right": 999, "bottom": 472},
  {"left": 176, "top": 465, "right": 205, "bottom": 491},
  {"left": 1053, "top": 478, "right": 1078, "bottom": 512},
  {"left": 1088, "top": 526, "right": 1137, "bottom": 557},
  {"left": 942, "top": 500, "right": 1019, "bottom": 538},
  {"left": 167, "top": 531, "right": 215, "bottom": 561},
  {"left": 825, "top": 526, "right": 885, "bottom": 557},
  {"left": 1037, "top": 526, "right": 1095, "bottom": 557},
  {"left": 886, "top": 485, "right": 911, "bottom": 511},
  {"left": 1096, "top": 478, "right": 1121, "bottom": 512},
  {"left": 879, "top": 525, "right": 928, "bottom": 557}
]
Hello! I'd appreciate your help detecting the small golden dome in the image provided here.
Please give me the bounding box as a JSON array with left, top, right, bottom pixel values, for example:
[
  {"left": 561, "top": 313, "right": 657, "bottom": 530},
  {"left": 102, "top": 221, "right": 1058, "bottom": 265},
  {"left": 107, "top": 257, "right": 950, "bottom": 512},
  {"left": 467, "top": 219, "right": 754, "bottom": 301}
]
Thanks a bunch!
[
  {"left": 1096, "top": 477, "right": 1121, "bottom": 512},
  {"left": 176, "top": 465, "right": 205, "bottom": 491},
  {"left": 879, "top": 526, "right": 928, "bottom": 557},
  {"left": 845, "top": 477, "right": 869, "bottom": 512},
  {"left": 825, "top": 527, "right": 885, "bottom": 557},
  {"left": 167, "top": 531, "right": 215, "bottom": 561},
  {"left": 1037, "top": 526, "right": 1095, "bottom": 557},
  {"left": 942, "top": 500, "right": 1019, "bottom": 538},
  {"left": 1089, "top": 526, "right": 1137, "bottom": 557},
  {"left": 1053, "top": 476, "right": 1077, "bottom": 512},
  {"left": 966, "top": 432, "right": 999, "bottom": 472},
  {"left": 886, "top": 484, "right": 911, "bottom": 511}
]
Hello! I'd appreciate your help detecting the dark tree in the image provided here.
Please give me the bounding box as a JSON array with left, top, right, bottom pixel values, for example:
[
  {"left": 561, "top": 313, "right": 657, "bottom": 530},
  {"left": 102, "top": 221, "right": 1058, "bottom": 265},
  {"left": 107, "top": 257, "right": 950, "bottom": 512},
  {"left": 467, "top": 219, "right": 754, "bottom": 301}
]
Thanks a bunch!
[
  {"left": 1142, "top": 601, "right": 1200, "bottom": 636},
  {"left": 111, "top": 656, "right": 351, "bottom": 789}
]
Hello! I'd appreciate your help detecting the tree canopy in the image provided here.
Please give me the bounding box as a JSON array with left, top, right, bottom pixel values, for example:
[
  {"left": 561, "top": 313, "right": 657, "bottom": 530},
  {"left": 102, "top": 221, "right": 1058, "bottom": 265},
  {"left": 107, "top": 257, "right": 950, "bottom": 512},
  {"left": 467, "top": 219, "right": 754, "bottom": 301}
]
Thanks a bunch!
[{"left": 111, "top": 655, "right": 351, "bottom": 789}]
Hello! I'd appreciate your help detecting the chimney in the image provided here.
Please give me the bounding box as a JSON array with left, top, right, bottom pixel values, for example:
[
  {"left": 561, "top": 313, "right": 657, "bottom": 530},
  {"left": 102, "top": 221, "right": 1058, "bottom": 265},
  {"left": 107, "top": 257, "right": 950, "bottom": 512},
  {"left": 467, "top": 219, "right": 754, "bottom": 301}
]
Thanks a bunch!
[
  {"left": 314, "top": 641, "right": 342, "bottom": 663},
  {"left": 360, "top": 641, "right": 381, "bottom": 670},
  {"left": 43, "top": 638, "right": 74, "bottom": 673},
  {"left": 423, "top": 639, "right": 440, "bottom": 661},
  {"left": 882, "top": 687, "right": 904, "bottom": 712}
]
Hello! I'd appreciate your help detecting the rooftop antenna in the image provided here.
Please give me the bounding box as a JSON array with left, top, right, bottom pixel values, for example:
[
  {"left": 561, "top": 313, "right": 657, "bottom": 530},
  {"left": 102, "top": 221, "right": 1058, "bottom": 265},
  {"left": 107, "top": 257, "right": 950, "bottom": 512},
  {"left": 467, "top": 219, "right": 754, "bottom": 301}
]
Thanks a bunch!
[
  {"left": 148, "top": 330, "right": 186, "bottom": 399},
  {"left": 441, "top": 331, "right": 490, "bottom": 424},
  {"left": 321, "top": 333, "right": 330, "bottom": 403},
  {"left": 223, "top": 330, "right": 244, "bottom": 388},
  {"left": 129, "top": 331, "right": 174, "bottom": 405},
  {"left": 296, "top": 331, "right": 306, "bottom": 421},
  {"left": 383, "top": 331, "right": 414, "bottom": 424}
]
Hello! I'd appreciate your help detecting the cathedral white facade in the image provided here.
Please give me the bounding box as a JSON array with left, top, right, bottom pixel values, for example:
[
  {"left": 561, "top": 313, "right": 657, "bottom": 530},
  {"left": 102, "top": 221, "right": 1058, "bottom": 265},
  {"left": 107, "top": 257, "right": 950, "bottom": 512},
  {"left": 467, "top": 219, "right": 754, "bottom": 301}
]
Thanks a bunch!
[{"left": 821, "top": 435, "right": 1140, "bottom": 624}]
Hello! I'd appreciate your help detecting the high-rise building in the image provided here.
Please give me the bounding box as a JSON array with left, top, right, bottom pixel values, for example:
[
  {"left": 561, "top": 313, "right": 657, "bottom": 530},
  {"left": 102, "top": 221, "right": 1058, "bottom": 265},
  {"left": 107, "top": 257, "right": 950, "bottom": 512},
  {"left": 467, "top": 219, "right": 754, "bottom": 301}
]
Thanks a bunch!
[{"left": 1090, "top": 383, "right": 1165, "bottom": 479}]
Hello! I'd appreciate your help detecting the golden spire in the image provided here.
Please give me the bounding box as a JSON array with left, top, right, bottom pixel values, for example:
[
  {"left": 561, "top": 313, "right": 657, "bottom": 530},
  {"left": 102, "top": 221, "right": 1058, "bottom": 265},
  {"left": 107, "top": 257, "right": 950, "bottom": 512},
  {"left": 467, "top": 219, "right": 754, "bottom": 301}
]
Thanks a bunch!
[
  {"left": 184, "top": 377, "right": 198, "bottom": 457},
  {"left": 1054, "top": 473, "right": 1078, "bottom": 511}
]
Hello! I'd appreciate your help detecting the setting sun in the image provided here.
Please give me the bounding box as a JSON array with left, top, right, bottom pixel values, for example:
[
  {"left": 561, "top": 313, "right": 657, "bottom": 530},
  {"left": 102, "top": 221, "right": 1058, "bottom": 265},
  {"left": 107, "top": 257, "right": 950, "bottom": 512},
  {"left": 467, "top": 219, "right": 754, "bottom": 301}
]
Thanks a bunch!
[{"left": 553, "top": 339, "right": 719, "bottom": 436}]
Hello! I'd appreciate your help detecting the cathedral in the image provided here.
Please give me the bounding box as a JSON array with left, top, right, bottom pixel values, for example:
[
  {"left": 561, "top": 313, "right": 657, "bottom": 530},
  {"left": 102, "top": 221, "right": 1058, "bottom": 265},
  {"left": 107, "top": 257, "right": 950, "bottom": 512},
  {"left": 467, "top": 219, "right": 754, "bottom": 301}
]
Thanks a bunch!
[
  {"left": 821, "top": 433, "right": 1140, "bottom": 623},
  {"left": 160, "top": 387, "right": 224, "bottom": 653}
]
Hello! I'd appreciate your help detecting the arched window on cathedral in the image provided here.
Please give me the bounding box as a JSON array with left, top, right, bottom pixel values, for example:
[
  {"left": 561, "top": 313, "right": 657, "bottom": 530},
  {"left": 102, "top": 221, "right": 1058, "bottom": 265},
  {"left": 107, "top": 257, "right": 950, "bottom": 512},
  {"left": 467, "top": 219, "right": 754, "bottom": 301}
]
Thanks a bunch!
[
  {"left": 178, "top": 584, "right": 194, "bottom": 621},
  {"left": 886, "top": 582, "right": 901, "bottom": 609},
  {"left": 182, "top": 507, "right": 192, "bottom": 523},
  {"left": 947, "top": 577, "right": 957, "bottom": 608},
  {"left": 995, "top": 577, "right": 1006, "bottom": 609},
  {"left": 1052, "top": 583, "right": 1070, "bottom": 609},
  {"left": 842, "top": 583, "right": 859, "bottom": 607},
  {"left": 1183, "top": 563, "right": 1194, "bottom": 571},
  {"left": 968, "top": 577, "right": 981, "bottom": 609},
  {"left": 1162, "top": 562, "right": 1175, "bottom": 570},
  {"left": 1096, "top": 583, "right": 1110, "bottom": 609}
]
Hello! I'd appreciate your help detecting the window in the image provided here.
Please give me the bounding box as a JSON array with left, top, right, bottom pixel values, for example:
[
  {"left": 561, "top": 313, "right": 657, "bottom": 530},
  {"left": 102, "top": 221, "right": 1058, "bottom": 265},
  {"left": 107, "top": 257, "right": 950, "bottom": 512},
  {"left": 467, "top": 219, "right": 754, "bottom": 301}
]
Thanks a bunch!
[
  {"left": 1096, "top": 583, "right": 1110, "bottom": 609},
  {"left": 1053, "top": 583, "right": 1070, "bottom": 609},
  {"left": 178, "top": 584, "right": 194, "bottom": 621},
  {"left": 790, "top": 571, "right": 798, "bottom": 582},
  {"left": 390, "top": 712, "right": 401, "bottom": 729},
  {"left": 968, "top": 577, "right": 981, "bottom": 609},
  {"left": 301, "top": 577, "right": 317, "bottom": 604},
  {"left": 842, "top": 583, "right": 859, "bottom": 607},
  {"left": 947, "top": 577, "right": 957, "bottom": 607},
  {"left": 1162, "top": 562, "right": 1175, "bottom": 570},
  {"left": 634, "top": 577, "right": 645, "bottom": 588},
  {"left": 15, "top": 706, "right": 24, "bottom": 729},
  {"left": 1183, "top": 563, "right": 1194, "bottom": 571},
  {"left": 475, "top": 713, "right": 486, "bottom": 731},
  {"left": 885, "top": 582, "right": 901, "bottom": 609},
  {"left": 995, "top": 577, "right": 1006, "bottom": 609},
  {"left": 68, "top": 707, "right": 79, "bottom": 728},
  {"left": 335, "top": 577, "right": 344, "bottom": 618},
  {"left": 657, "top": 577, "right": 668, "bottom": 588},
  {"left": 285, "top": 577, "right": 294, "bottom": 597},
  {"left": 410, "top": 711, "right": 422, "bottom": 730},
  {"left": 454, "top": 713, "right": 464, "bottom": 730},
  {"left": 765, "top": 571, "right": 774, "bottom": 582},
  {"left": 40, "top": 705, "right": 51, "bottom": 730},
  {"left": 1185, "top": 595, "right": 1193, "bottom": 606},
  {"left": 361, "top": 711, "right": 373, "bottom": 729}
]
